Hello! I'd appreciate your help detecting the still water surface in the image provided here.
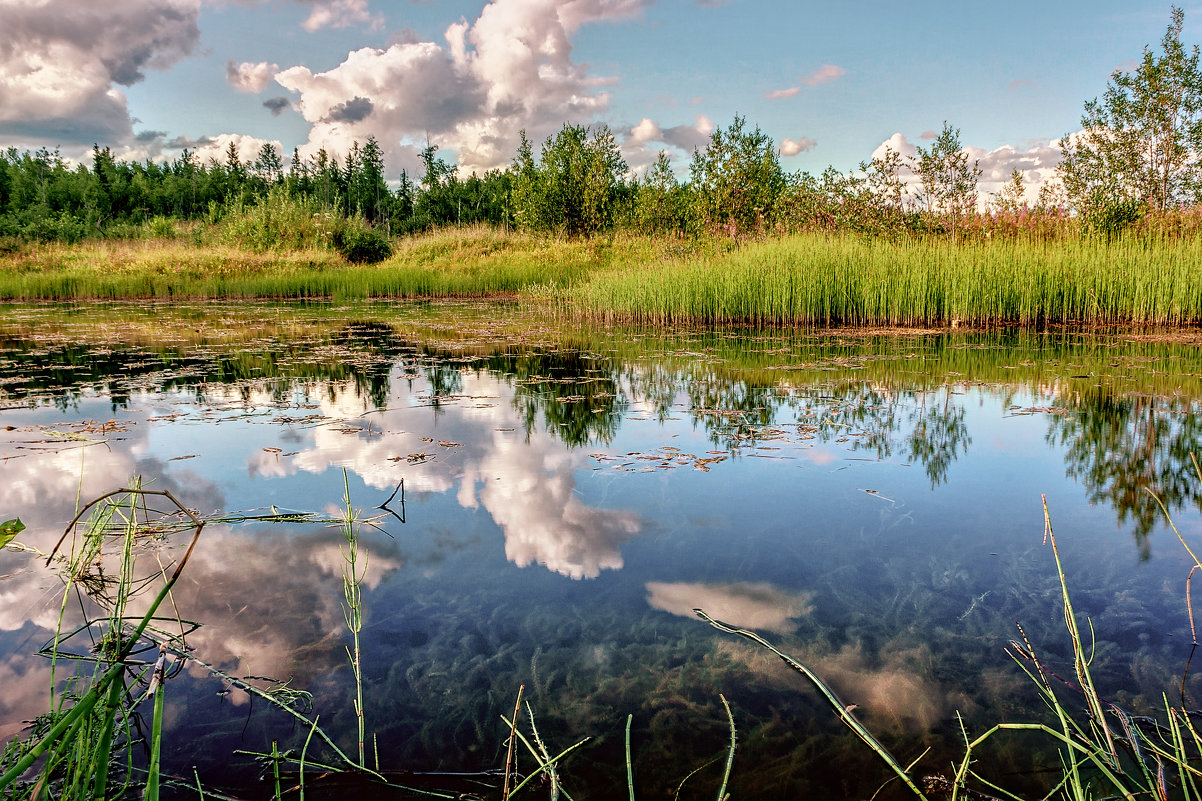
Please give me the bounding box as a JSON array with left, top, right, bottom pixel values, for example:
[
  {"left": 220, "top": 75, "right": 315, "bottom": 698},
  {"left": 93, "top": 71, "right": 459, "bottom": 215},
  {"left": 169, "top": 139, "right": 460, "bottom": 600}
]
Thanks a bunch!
[{"left": 1, "top": 301, "right": 1200, "bottom": 798}]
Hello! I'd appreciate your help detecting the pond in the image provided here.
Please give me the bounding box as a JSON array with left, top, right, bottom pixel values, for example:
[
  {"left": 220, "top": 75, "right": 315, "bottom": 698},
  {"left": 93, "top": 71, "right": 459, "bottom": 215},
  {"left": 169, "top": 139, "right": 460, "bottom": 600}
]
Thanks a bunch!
[{"left": 1, "top": 300, "right": 1201, "bottom": 799}]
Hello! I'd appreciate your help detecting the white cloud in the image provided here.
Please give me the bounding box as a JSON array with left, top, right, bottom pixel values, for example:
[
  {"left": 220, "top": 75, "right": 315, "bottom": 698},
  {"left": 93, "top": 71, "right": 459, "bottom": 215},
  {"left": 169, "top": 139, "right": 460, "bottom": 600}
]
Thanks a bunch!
[
  {"left": 868, "top": 131, "right": 1065, "bottom": 208},
  {"left": 765, "top": 86, "right": 800, "bottom": 100},
  {"left": 226, "top": 60, "right": 279, "bottom": 93},
  {"left": 646, "top": 581, "right": 812, "bottom": 633},
  {"left": 299, "top": 0, "right": 382, "bottom": 32},
  {"left": 179, "top": 132, "right": 283, "bottom": 167},
  {"left": 629, "top": 117, "right": 662, "bottom": 143},
  {"left": 276, "top": 0, "right": 654, "bottom": 174},
  {"left": 620, "top": 113, "right": 714, "bottom": 171},
  {"left": 801, "top": 64, "right": 846, "bottom": 86},
  {"left": 0, "top": 0, "right": 200, "bottom": 149},
  {"left": 779, "top": 136, "right": 817, "bottom": 156}
]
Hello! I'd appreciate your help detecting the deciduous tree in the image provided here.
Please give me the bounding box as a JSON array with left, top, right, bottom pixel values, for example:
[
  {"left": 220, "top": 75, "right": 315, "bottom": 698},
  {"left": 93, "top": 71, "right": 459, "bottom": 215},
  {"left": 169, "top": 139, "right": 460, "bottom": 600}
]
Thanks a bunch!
[
  {"left": 1057, "top": 6, "right": 1202, "bottom": 217},
  {"left": 911, "top": 122, "right": 981, "bottom": 238}
]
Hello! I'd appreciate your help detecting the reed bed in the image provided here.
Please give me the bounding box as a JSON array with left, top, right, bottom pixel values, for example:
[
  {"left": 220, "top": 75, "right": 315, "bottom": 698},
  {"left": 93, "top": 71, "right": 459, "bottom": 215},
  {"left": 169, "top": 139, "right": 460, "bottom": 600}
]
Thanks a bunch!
[
  {"left": 2, "top": 227, "right": 1199, "bottom": 327},
  {"left": 571, "top": 233, "right": 1202, "bottom": 327}
]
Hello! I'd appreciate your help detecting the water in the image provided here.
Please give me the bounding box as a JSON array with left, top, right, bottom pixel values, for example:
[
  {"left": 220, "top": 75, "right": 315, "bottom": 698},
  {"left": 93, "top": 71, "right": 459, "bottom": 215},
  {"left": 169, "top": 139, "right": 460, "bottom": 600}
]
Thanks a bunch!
[{"left": 1, "top": 301, "right": 1201, "bottom": 799}]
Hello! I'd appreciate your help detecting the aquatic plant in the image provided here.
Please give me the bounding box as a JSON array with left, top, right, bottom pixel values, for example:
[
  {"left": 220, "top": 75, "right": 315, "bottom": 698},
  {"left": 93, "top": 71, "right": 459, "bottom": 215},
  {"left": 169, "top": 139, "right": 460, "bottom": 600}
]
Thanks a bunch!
[
  {"left": 0, "top": 485, "right": 203, "bottom": 800},
  {"left": 698, "top": 489, "right": 1202, "bottom": 800},
  {"left": 572, "top": 231, "right": 1202, "bottom": 327}
]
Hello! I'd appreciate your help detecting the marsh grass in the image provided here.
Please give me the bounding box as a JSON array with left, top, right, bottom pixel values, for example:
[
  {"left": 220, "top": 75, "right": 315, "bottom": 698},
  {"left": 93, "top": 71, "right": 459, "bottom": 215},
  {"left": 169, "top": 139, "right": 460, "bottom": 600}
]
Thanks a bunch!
[
  {"left": 0, "top": 485, "right": 203, "bottom": 800},
  {"left": 3, "top": 226, "right": 1199, "bottom": 327},
  {"left": 573, "top": 232, "right": 1202, "bottom": 327},
  {"left": 0, "top": 226, "right": 636, "bottom": 302}
]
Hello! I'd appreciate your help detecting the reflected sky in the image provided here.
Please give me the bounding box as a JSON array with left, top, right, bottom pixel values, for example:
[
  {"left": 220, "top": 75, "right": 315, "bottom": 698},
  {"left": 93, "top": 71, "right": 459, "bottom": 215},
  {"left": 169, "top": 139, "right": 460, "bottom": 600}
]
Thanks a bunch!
[{"left": 2, "top": 304, "right": 1201, "bottom": 798}]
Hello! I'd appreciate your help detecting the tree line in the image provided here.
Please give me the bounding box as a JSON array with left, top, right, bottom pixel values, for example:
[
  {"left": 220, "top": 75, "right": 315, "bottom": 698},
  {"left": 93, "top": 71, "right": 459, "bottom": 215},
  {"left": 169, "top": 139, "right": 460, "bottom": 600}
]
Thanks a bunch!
[{"left": 2, "top": 6, "right": 1199, "bottom": 248}]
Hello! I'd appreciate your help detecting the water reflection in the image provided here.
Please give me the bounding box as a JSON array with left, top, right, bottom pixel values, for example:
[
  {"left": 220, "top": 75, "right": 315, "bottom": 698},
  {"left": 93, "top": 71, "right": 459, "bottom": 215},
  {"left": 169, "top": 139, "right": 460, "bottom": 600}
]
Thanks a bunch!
[
  {"left": 645, "top": 581, "right": 813, "bottom": 633},
  {"left": 2, "top": 303, "right": 1202, "bottom": 798},
  {"left": 4, "top": 312, "right": 1202, "bottom": 551},
  {"left": 1050, "top": 386, "right": 1202, "bottom": 556}
]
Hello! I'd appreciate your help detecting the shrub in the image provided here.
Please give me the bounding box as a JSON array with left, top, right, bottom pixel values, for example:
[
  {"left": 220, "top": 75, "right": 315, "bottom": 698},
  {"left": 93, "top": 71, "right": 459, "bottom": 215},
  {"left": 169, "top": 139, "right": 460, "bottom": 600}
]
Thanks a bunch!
[{"left": 331, "top": 218, "right": 392, "bottom": 264}]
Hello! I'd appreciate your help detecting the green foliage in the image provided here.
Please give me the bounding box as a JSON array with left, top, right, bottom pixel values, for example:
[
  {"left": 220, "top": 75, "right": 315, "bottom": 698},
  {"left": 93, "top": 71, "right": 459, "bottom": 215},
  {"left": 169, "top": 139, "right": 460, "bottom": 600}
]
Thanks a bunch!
[
  {"left": 911, "top": 121, "right": 981, "bottom": 237},
  {"left": 217, "top": 187, "right": 325, "bottom": 252},
  {"left": 146, "top": 215, "right": 176, "bottom": 239},
  {"left": 992, "top": 168, "right": 1028, "bottom": 213},
  {"left": 512, "top": 124, "right": 629, "bottom": 238},
  {"left": 1059, "top": 6, "right": 1202, "bottom": 215},
  {"left": 1087, "top": 197, "right": 1147, "bottom": 238},
  {"left": 632, "top": 151, "right": 690, "bottom": 235},
  {"left": 688, "top": 115, "right": 785, "bottom": 235},
  {"left": 331, "top": 217, "right": 392, "bottom": 264},
  {"left": 0, "top": 518, "right": 23, "bottom": 548},
  {"left": 347, "top": 137, "right": 388, "bottom": 223}
]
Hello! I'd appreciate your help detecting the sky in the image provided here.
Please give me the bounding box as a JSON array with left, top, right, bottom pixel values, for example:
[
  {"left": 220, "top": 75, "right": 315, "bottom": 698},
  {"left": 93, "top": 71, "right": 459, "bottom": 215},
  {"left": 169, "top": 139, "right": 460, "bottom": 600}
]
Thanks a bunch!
[{"left": 0, "top": 0, "right": 1195, "bottom": 198}]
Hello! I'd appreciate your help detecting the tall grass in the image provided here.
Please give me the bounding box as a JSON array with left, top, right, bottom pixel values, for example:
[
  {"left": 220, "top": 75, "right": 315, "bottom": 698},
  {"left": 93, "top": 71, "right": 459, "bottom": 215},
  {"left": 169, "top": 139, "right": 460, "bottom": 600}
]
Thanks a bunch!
[
  {"left": 0, "top": 225, "right": 624, "bottom": 301},
  {"left": 3, "top": 225, "right": 1200, "bottom": 327},
  {"left": 572, "top": 232, "right": 1202, "bottom": 327},
  {"left": 0, "top": 486, "right": 203, "bottom": 800}
]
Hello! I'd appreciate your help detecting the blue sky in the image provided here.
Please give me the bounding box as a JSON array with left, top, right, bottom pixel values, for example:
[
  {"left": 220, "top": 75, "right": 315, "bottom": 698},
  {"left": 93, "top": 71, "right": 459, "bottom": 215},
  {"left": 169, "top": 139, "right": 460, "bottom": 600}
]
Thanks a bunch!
[{"left": 0, "top": 0, "right": 1193, "bottom": 196}]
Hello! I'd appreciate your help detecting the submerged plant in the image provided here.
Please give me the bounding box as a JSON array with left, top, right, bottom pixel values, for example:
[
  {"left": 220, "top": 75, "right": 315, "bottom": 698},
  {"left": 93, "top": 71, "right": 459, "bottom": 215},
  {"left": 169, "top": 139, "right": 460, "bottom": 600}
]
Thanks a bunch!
[{"left": 698, "top": 489, "right": 1202, "bottom": 800}]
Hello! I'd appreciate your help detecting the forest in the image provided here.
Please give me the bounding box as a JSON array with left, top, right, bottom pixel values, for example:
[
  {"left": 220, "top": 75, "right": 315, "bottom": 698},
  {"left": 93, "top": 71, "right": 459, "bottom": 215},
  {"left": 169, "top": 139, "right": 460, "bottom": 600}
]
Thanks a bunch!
[{"left": 2, "top": 5, "right": 1202, "bottom": 262}]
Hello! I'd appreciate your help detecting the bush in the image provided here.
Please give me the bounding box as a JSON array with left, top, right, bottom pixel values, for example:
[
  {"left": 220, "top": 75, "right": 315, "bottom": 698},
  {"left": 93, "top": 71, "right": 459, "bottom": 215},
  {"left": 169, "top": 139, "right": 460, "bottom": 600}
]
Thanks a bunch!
[
  {"left": 217, "top": 188, "right": 324, "bottom": 251},
  {"left": 146, "top": 216, "right": 177, "bottom": 239},
  {"left": 331, "top": 218, "right": 392, "bottom": 264},
  {"left": 1086, "top": 198, "right": 1146, "bottom": 238}
]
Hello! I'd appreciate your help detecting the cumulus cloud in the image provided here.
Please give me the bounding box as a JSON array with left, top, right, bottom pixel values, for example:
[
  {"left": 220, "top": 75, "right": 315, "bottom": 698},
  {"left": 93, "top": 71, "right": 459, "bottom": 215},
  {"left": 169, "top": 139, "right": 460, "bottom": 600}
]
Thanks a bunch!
[
  {"left": 620, "top": 114, "right": 714, "bottom": 173},
  {"left": 0, "top": 0, "right": 200, "bottom": 149},
  {"left": 172, "top": 132, "right": 283, "bottom": 166},
  {"left": 779, "top": 136, "right": 817, "bottom": 156},
  {"left": 801, "top": 64, "right": 845, "bottom": 86},
  {"left": 277, "top": 0, "right": 654, "bottom": 174},
  {"left": 226, "top": 60, "right": 279, "bottom": 93},
  {"left": 298, "top": 0, "right": 382, "bottom": 32},
  {"left": 628, "top": 116, "right": 714, "bottom": 150},
  {"left": 869, "top": 131, "right": 1064, "bottom": 208}
]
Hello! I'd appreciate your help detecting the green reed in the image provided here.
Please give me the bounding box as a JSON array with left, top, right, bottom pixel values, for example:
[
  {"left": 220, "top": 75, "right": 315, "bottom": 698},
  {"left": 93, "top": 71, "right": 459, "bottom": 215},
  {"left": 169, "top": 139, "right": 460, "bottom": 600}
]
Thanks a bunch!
[
  {"left": 6, "top": 226, "right": 1200, "bottom": 326},
  {"left": 339, "top": 469, "right": 368, "bottom": 768},
  {"left": 0, "top": 486, "right": 204, "bottom": 800},
  {"left": 572, "top": 232, "right": 1202, "bottom": 327}
]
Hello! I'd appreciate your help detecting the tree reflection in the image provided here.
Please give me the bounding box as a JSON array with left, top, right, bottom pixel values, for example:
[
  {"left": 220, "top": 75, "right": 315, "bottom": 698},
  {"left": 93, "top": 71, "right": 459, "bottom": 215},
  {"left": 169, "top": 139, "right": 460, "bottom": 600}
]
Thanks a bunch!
[
  {"left": 906, "top": 391, "right": 972, "bottom": 488},
  {"left": 6, "top": 314, "right": 1202, "bottom": 557},
  {"left": 1049, "top": 387, "right": 1202, "bottom": 558},
  {"left": 480, "top": 349, "right": 627, "bottom": 447}
]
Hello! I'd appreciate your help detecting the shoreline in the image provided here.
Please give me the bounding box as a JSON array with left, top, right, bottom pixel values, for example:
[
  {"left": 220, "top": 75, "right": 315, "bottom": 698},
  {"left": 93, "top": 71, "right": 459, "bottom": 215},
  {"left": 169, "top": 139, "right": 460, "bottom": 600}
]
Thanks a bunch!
[{"left": 3, "top": 226, "right": 1201, "bottom": 328}]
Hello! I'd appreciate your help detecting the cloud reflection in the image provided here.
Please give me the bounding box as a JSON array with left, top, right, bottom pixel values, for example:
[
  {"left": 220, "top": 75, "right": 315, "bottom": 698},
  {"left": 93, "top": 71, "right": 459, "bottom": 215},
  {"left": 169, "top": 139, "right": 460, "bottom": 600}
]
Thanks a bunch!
[
  {"left": 275, "top": 373, "right": 644, "bottom": 579},
  {"left": 646, "top": 581, "right": 812, "bottom": 633},
  {"left": 168, "top": 526, "right": 402, "bottom": 687}
]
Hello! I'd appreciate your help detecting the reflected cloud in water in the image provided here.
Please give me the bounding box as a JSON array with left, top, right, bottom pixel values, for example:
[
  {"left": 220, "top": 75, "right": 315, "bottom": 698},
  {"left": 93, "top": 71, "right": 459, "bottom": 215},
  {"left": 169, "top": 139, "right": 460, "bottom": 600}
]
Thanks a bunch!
[
  {"left": 169, "top": 525, "right": 402, "bottom": 687},
  {"left": 271, "top": 374, "right": 644, "bottom": 579},
  {"left": 646, "top": 581, "right": 812, "bottom": 633}
]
